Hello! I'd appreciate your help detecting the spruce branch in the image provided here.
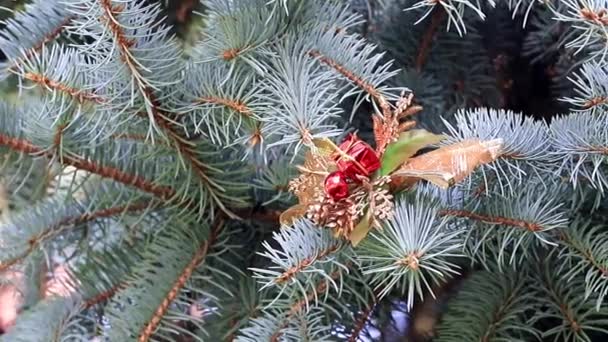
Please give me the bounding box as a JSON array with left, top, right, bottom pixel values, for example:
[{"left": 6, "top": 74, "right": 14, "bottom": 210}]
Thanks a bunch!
[
  {"left": 1, "top": 93, "right": 246, "bottom": 219},
  {"left": 559, "top": 220, "right": 608, "bottom": 310},
  {"left": 0, "top": 195, "right": 152, "bottom": 273},
  {"left": 280, "top": 264, "right": 351, "bottom": 339},
  {"left": 303, "top": 0, "right": 365, "bottom": 35},
  {"left": 553, "top": 0, "right": 608, "bottom": 62},
  {"left": 137, "top": 222, "right": 221, "bottom": 342},
  {"left": 253, "top": 155, "right": 297, "bottom": 206},
  {"left": 278, "top": 261, "right": 360, "bottom": 317},
  {"left": 2, "top": 0, "right": 607, "bottom": 340},
  {"left": 196, "top": 0, "right": 290, "bottom": 73},
  {"left": 240, "top": 260, "right": 359, "bottom": 341},
  {"left": 252, "top": 219, "right": 352, "bottom": 310},
  {"left": 104, "top": 218, "right": 229, "bottom": 342},
  {"left": 151, "top": 103, "right": 245, "bottom": 218},
  {"left": 444, "top": 108, "right": 552, "bottom": 191},
  {"left": 236, "top": 310, "right": 288, "bottom": 342},
  {"left": 309, "top": 29, "right": 401, "bottom": 117},
  {"left": 0, "top": 0, "right": 73, "bottom": 78},
  {"left": 521, "top": 1, "right": 572, "bottom": 63},
  {"left": 346, "top": 294, "right": 377, "bottom": 342},
  {"left": 0, "top": 105, "right": 236, "bottom": 221},
  {"left": 13, "top": 46, "right": 119, "bottom": 155},
  {"left": 309, "top": 49, "right": 391, "bottom": 116},
  {"left": 0, "top": 132, "right": 175, "bottom": 200},
  {"left": 258, "top": 39, "right": 343, "bottom": 153},
  {"left": 531, "top": 256, "right": 608, "bottom": 342},
  {"left": 67, "top": 0, "right": 183, "bottom": 127},
  {"left": 66, "top": 240, "right": 150, "bottom": 311},
  {"left": 550, "top": 112, "right": 608, "bottom": 193},
  {"left": 0, "top": 297, "right": 92, "bottom": 342},
  {"left": 280, "top": 309, "right": 333, "bottom": 341},
  {"left": 15, "top": 46, "right": 106, "bottom": 105},
  {"left": 562, "top": 62, "right": 608, "bottom": 111},
  {"left": 177, "top": 62, "right": 267, "bottom": 147},
  {"left": 237, "top": 307, "right": 334, "bottom": 342},
  {"left": 435, "top": 268, "right": 539, "bottom": 342},
  {"left": 456, "top": 181, "right": 568, "bottom": 268},
  {"left": 440, "top": 209, "right": 545, "bottom": 232},
  {"left": 406, "top": 0, "right": 487, "bottom": 36},
  {"left": 357, "top": 194, "right": 463, "bottom": 307}
]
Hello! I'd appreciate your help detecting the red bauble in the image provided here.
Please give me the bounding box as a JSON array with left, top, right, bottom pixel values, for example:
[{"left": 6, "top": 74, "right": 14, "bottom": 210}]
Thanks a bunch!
[
  {"left": 324, "top": 171, "right": 349, "bottom": 200},
  {"left": 336, "top": 134, "right": 380, "bottom": 181}
]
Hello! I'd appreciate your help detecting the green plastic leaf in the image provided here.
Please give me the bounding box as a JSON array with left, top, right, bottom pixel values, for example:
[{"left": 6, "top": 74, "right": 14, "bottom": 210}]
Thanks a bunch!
[{"left": 380, "top": 129, "right": 446, "bottom": 176}]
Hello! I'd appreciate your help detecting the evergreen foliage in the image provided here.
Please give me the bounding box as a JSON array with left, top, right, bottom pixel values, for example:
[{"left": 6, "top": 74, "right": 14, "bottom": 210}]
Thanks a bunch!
[{"left": 0, "top": 0, "right": 606, "bottom": 341}]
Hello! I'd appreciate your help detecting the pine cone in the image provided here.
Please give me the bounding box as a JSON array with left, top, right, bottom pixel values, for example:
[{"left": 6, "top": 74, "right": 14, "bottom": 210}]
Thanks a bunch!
[{"left": 307, "top": 194, "right": 356, "bottom": 238}]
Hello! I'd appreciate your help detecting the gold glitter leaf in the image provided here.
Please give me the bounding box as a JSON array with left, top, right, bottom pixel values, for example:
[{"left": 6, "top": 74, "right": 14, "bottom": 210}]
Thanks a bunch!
[
  {"left": 350, "top": 209, "right": 373, "bottom": 246},
  {"left": 279, "top": 204, "right": 309, "bottom": 226},
  {"left": 392, "top": 138, "right": 503, "bottom": 189}
]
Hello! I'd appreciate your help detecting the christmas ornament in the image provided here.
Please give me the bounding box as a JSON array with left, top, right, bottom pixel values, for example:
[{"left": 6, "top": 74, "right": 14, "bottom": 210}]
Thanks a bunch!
[
  {"left": 324, "top": 171, "right": 349, "bottom": 200},
  {"left": 280, "top": 90, "right": 504, "bottom": 246},
  {"left": 335, "top": 134, "right": 380, "bottom": 181}
]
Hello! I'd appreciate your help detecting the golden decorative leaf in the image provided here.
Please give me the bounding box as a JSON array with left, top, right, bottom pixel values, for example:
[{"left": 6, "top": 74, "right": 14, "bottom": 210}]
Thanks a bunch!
[
  {"left": 349, "top": 209, "right": 373, "bottom": 246},
  {"left": 311, "top": 137, "right": 340, "bottom": 157},
  {"left": 290, "top": 151, "right": 334, "bottom": 205},
  {"left": 279, "top": 204, "right": 309, "bottom": 226},
  {"left": 392, "top": 138, "right": 503, "bottom": 189}
]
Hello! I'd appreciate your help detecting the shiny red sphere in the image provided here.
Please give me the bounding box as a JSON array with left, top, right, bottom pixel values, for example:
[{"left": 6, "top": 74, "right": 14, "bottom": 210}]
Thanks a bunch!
[{"left": 324, "top": 171, "right": 349, "bottom": 200}]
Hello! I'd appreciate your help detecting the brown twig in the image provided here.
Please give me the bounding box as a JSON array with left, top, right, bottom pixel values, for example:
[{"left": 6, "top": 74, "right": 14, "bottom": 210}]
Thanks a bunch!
[
  {"left": 348, "top": 296, "right": 377, "bottom": 342},
  {"left": 415, "top": 7, "right": 446, "bottom": 72},
  {"left": 23, "top": 72, "right": 106, "bottom": 104},
  {"left": 309, "top": 50, "right": 391, "bottom": 117},
  {"left": 582, "top": 96, "right": 608, "bottom": 109},
  {"left": 232, "top": 208, "right": 282, "bottom": 225},
  {"left": 222, "top": 48, "right": 242, "bottom": 61},
  {"left": 83, "top": 282, "right": 127, "bottom": 309},
  {"left": 540, "top": 270, "right": 582, "bottom": 334},
  {"left": 99, "top": 0, "right": 136, "bottom": 59},
  {"left": 439, "top": 209, "right": 543, "bottom": 232},
  {"left": 275, "top": 243, "right": 341, "bottom": 284},
  {"left": 580, "top": 7, "right": 608, "bottom": 25},
  {"left": 197, "top": 96, "right": 252, "bottom": 115},
  {"left": 582, "top": 146, "right": 608, "bottom": 155}
]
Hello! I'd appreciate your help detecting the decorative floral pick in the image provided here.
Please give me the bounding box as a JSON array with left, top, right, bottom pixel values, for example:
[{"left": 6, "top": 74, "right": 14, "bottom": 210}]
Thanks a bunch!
[{"left": 282, "top": 92, "right": 504, "bottom": 246}]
